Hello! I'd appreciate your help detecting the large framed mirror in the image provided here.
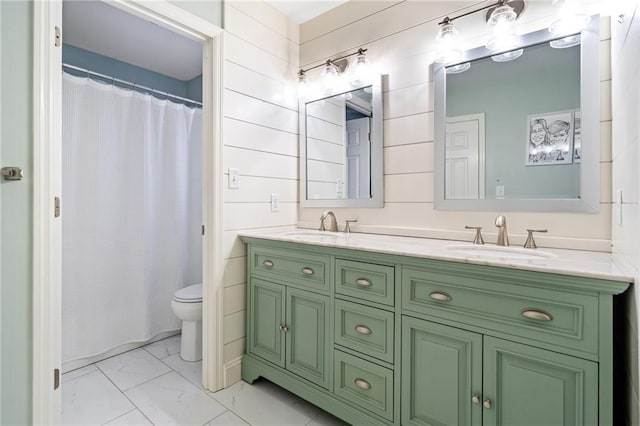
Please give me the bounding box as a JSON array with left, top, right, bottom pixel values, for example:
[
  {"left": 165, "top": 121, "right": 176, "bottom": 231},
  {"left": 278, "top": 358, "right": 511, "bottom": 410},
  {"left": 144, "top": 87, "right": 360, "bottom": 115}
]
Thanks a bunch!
[
  {"left": 299, "top": 76, "right": 383, "bottom": 208},
  {"left": 434, "top": 17, "right": 600, "bottom": 213}
]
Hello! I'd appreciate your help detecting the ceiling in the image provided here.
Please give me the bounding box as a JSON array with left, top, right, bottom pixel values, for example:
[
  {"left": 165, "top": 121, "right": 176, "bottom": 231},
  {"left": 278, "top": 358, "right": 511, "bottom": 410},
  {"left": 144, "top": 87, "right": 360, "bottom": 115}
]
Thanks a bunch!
[
  {"left": 62, "top": 1, "right": 202, "bottom": 81},
  {"left": 264, "top": 0, "right": 348, "bottom": 24},
  {"left": 62, "top": 0, "right": 347, "bottom": 79}
]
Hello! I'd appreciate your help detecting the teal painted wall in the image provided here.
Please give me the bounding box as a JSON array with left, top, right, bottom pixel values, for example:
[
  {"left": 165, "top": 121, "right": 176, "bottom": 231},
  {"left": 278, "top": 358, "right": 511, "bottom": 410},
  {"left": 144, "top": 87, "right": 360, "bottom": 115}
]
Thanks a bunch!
[
  {"left": 63, "top": 45, "right": 202, "bottom": 102},
  {"left": 63, "top": 45, "right": 190, "bottom": 99},
  {"left": 0, "top": 1, "right": 218, "bottom": 423},
  {"left": 446, "top": 42, "right": 581, "bottom": 199},
  {"left": 1, "top": 1, "right": 33, "bottom": 424},
  {"left": 187, "top": 75, "right": 203, "bottom": 103}
]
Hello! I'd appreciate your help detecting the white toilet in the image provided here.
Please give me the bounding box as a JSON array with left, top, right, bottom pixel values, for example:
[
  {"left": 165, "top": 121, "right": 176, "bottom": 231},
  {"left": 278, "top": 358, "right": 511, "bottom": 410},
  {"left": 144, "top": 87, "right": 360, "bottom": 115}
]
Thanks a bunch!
[{"left": 171, "top": 283, "right": 202, "bottom": 361}]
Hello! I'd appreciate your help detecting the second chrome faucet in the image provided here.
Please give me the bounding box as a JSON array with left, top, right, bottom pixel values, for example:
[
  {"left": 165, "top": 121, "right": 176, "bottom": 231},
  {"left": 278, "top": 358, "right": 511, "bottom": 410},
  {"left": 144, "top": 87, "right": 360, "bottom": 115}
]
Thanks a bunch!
[{"left": 495, "top": 215, "right": 509, "bottom": 246}]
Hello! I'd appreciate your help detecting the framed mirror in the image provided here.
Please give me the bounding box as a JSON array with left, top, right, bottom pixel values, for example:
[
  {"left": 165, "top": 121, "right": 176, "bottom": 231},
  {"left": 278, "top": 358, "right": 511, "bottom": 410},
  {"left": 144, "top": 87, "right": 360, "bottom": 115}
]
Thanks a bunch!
[
  {"left": 299, "top": 76, "right": 383, "bottom": 208},
  {"left": 434, "top": 18, "right": 600, "bottom": 213}
]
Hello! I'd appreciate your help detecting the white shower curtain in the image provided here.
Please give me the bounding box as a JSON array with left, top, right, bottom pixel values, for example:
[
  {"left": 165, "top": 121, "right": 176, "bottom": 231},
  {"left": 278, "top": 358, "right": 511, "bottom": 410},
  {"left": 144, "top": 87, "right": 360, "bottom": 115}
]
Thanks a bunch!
[{"left": 62, "top": 73, "right": 203, "bottom": 364}]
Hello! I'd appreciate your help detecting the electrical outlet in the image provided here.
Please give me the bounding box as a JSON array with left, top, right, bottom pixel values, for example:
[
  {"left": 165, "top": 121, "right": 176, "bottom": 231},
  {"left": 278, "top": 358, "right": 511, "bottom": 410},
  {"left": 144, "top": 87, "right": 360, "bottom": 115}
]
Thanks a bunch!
[
  {"left": 496, "top": 185, "right": 505, "bottom": 199},
  {"left": 336, "top": 179, "right": 345, "bottom": 195},
  {"left": 271, "top": 193, "right": 280, "bottom": 212},
  {"left": 228, "top": 168, "right": 240, "bottom": 189}
]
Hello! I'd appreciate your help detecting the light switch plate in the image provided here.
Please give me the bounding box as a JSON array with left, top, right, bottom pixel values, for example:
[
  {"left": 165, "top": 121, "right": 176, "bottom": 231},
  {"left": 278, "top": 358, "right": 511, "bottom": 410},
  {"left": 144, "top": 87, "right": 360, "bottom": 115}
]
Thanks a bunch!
[
  {"left": 496, "top": 185, "right": 505, "bottom": 199},
  {"left": 271, "top": 193, "right": 280, "bottom": 212},
  {"left": 228, "top": 168, "right": 240, "bottom": 189}
]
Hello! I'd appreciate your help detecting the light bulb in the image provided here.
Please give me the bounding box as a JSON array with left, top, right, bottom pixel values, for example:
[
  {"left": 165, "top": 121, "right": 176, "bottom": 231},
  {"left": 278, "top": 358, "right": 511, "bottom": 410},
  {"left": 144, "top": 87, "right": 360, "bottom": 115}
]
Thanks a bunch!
[
  {"left": 296, "top": 71, "right": 309, "bottom": 99},
  {"left": 321, "top": 61, "right": 339, "bottom": 91},
  {"left": 434, "top": 20, "right": 463, "bottom": 63},
  {"left": 486, "top": 3, "right": 519, "bottom": 51},
  {"left": 549, "top": 0, "right": 590, "bottom": 36},
  {"left": 350, "top": 49, "right": 371, "bottom": 86}
]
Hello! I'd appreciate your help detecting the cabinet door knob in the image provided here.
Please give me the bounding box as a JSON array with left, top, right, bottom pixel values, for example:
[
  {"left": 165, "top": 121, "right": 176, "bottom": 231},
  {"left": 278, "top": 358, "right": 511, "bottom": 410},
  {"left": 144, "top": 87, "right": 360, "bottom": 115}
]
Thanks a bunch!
[
  {"left": 521, "top": 309, "right": 553, "bottom": 321},
  {"left": 471, "top": 394, "right": 481, "bottom": 404},
  {"left": 355, "top": 278, "right": 372, "bottom": 287},
  {"left": 263, "top": 260, "right": 274, "bottom": 267},
  {"left": 483, "top": 399, "right": 492, "bottom": 409},
  {"left": 354, "top": 378, "right": 371, "bottom": 390},
  {"left": 429, "top": 291, "right": 452, "bottom": 302},
  {"left": 279, "top": 324, "right": 289, "bottom": 332},
  {"left": 354, "top": 325, "right": 372, "bottom": 335}
]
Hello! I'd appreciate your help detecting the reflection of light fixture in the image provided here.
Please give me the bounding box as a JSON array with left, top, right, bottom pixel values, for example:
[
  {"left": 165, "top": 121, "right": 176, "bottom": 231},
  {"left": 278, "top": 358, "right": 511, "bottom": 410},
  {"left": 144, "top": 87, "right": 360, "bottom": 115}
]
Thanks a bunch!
[
  {"left": 486, "top": 1, "right": 519, "bottom": 51},
  {"left": 434, "top": 18, "right": 463, "bottom": 63},
  {"left": 549, "top": 0, "right": 590, "bottom": 36},
  {"left": 549, "top": 33, "right": 581, "bottom": 48},
  {"left": 295, "top": 47, "right": 372, "bottom": 99},
  {"left": 491, "top": 48, "right": 523, "bottom": 62},
  {"left": 446, "top": 62, "right": 471, "bottom": 74}
]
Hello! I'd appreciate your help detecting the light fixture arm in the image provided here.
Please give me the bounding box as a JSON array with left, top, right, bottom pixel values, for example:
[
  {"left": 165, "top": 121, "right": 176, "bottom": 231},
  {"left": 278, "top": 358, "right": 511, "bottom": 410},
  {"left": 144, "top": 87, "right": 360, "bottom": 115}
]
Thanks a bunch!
[
  {"left": 299, "top": 48, "right": 368, "bottom": 75},
  {"left": 438, "top": 0, "right": 523, "bottom": 26}
]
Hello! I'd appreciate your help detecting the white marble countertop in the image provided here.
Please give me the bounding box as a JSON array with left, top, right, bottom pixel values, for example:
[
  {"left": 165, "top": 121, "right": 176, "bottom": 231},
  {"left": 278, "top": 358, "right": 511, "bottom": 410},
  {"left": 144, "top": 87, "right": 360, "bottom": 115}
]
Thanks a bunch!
[{"left": 239, "top": 227, "right": 634, "bottom": 283}]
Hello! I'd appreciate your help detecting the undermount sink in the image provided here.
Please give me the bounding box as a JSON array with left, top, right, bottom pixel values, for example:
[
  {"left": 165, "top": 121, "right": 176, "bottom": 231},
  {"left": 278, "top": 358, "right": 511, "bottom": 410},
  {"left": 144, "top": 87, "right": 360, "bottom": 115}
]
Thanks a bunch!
[{"left": 445, "top": 244, "right": 557, "bottom": 260}]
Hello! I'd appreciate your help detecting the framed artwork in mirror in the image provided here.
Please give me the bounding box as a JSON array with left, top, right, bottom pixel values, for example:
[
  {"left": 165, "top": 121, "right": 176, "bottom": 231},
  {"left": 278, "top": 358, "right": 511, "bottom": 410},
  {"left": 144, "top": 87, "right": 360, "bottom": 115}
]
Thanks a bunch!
[{"left": 526, "top": 110, "right": 574, "bottom": 166}]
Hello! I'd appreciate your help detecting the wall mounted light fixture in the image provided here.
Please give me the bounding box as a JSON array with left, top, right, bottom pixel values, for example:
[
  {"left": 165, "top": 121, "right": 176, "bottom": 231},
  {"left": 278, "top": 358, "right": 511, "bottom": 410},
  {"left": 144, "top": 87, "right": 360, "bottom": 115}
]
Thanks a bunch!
[
  {"left": 434, "top": 0, "right": 592, "bottom": 65},
  {"left": 297, "top": 48, "right": 372, "bottom": 98}
]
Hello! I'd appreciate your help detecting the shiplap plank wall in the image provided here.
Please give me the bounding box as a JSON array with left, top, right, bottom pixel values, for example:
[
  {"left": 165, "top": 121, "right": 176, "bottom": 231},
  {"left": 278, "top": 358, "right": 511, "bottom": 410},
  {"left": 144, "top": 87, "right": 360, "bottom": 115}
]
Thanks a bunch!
[
  {"left": 298, "top": 2, "right": 613, "bottom": 251},
  {"left": 222, "top": 0, "right": 299, "bottom": 384},
  {"left": 611, "top": 7, "right": 640, "bottom": 425}
]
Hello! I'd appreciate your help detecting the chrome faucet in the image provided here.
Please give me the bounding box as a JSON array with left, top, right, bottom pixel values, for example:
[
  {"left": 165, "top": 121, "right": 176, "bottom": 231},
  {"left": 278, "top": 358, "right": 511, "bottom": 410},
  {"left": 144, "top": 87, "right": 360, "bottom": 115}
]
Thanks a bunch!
[
  {"left": 319, "top": 211, "right": 338, "bottom": 232},
  {"left": 495, "top": 215, "right": 509, "bottom": 246}
]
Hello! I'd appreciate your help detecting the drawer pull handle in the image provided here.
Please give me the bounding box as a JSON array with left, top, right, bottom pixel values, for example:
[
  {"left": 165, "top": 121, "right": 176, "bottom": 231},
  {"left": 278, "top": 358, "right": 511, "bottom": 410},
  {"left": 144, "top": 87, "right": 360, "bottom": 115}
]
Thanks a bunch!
[
  {"left": 354, "top": 325, "right": 372, "bottom": 335},
  {"left": 355, "top": 278, "right": 372, "bottom": 287},
  {"left": 302, "top": 267, "right": 315, "bottom": 276},
  {"left": 354, "top": 378, "right": 371, "bottom": 390},
  {"left": 521, "top": 309, "right": 553, "bottom": 321},
  {"left": 262, "top": 260, "right": 274, "bottom": 268},
  {"left": 429, "top": 291, "right": 452, "bottom": 302}
]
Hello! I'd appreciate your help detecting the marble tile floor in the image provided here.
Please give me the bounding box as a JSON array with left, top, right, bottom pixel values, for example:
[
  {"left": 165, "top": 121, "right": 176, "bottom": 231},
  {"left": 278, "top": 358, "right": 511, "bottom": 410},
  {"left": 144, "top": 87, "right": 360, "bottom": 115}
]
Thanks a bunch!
[{"left": 62, "top": 335, "right": 348, "bottom": 426}]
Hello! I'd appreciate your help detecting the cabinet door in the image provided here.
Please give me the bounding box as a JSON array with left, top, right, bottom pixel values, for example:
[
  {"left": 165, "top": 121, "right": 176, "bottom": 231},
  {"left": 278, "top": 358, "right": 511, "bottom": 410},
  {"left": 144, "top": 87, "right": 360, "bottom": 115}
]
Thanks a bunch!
[
  {"left": 286, "top": 287, "right": 331, "bottom": 389},
  {"left": 248, "top": 279, "right": 285, "bottom": 368},
  {"left": 482, "top": 336, "right": 598, "bottom": 426},
  {"left": 402, "top": 317, "right": 482, "bottom": 426}
]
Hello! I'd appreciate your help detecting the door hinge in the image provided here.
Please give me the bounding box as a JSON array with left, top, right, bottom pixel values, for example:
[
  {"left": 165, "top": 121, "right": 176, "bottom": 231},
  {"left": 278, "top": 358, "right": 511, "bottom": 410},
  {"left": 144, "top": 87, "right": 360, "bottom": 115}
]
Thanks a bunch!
[
  {"left": 54, "top": 26, "right": 61, "bottom": 47},
  {"left": 202, "top": 225, "right": 205, "bottom": 236},
  {"left": 54, "top": 369, "right": 60, "bottom": 390},
  {"left": 54, "top": 197, "right": 61, "bottom": 218}
]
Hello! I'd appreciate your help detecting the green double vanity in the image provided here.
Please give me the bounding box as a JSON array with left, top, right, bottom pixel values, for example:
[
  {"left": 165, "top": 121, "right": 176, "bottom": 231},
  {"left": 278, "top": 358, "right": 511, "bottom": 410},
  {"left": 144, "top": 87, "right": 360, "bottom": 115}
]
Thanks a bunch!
[{"left": 240, "top": 230, "right": 630, "bottom": 426}]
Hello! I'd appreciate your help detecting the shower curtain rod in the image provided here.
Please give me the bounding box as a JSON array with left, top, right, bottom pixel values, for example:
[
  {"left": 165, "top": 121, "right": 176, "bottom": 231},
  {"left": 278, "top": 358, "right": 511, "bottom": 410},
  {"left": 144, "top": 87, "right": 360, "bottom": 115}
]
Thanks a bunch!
[{"left": 62, "top": 63, "right": 203, "bottom": 107}]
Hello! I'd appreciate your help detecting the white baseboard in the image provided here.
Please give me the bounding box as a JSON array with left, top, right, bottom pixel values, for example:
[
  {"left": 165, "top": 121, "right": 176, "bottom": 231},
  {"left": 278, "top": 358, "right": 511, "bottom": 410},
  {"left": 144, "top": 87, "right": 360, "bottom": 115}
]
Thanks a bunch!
[{"left": 223, "top": 356, "right": 243, "bottom": 388}]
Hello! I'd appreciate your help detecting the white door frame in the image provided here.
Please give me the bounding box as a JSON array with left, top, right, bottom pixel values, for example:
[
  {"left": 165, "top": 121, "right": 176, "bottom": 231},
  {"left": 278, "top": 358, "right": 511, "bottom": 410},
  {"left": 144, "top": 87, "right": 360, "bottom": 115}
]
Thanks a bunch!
[{"left": 32, "top": 2, "right": 224, "bottom": 423}]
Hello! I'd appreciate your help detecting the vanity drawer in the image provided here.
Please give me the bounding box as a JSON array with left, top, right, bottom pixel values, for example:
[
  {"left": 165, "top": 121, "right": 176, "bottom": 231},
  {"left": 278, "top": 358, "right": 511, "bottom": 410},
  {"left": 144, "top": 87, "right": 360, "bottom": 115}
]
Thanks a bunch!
[
  {"left": 335, "top": 259, "right": 394, "bottom": 306},
  {"left": 250, "top": 246, "right": 330, "bottom": 293},
  {"left": 335, "top": 299, "right": 394, "bottom": 364},
  {"left": 402, "top": 267, "right": 599, "bottom": 355},
  {"left": 334, "top": 350, "right": 394, "bottom": 421}
]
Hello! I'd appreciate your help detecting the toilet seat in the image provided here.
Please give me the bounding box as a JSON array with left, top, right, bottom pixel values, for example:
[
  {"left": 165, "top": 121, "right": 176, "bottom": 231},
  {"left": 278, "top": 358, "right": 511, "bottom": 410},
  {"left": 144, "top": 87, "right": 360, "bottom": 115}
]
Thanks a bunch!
[{"left": 173, "top": 283, "right": 202, "bottom": 303}]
